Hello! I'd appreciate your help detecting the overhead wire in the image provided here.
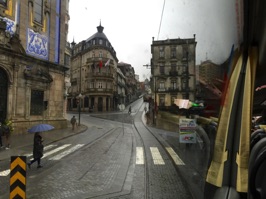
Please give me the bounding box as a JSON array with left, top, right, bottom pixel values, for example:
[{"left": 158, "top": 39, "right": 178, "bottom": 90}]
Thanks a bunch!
[{"left": 157, "top": 0, "right": 166, "bottom": 40}]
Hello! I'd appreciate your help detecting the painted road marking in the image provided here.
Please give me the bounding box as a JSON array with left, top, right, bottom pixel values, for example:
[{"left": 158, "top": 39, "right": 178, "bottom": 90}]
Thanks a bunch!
[
  {"left": 0, "top": 169, "right": 10, "bottom": 176},
  {"left": 49, "top": 144, "right": 84, "bottom": 160},
  {"left": 166, "top": 147, "right": 185, "bottom": 165},
  {"left": 0, "top": 144, "right": 81, "bottom": 176},
  {"left": 150, "top": 147, "right": 165, "bottom": 165},
  {"left": 136, "top": 147, "right": 144, "bottom": 164},
  {"left": 42, "top": 144, "right": 71, "bottom": 158},
  {"left": 25, "top": 144, "right": 57, "bottom": 158}
]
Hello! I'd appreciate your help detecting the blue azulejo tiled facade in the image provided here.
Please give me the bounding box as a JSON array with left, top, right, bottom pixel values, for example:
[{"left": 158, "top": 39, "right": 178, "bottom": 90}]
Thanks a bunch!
[
  {"left": 0, "top": 17, "right": 16, "bottom": 35},
  {"left": 26, "top": 28, "right": 48, "bottom": 60}
]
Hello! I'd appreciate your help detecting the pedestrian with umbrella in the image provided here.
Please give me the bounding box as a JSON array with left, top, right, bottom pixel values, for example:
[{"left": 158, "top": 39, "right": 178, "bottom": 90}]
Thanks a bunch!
[
  {"left": 28, "top": 132, "right": 44, "bottom": 169},
  {"left": 27, "top": 124, "right": 54, "bottom": 169}
]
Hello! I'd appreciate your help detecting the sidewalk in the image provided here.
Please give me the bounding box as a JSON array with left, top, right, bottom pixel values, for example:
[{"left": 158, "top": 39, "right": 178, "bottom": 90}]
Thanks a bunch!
[{"left": 0, "top": 123, "right": 87, "bottom": 161}]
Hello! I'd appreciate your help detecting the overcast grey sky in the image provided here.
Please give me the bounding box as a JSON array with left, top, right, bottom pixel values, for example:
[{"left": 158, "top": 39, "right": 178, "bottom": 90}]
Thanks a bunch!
[{"left": 68, "top": 0, "right": 243, "bottom": 81}]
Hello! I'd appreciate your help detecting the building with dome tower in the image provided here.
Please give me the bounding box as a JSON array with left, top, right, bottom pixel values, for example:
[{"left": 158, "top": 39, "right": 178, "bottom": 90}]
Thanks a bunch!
[{"left": 68, "top": 23, "right": 119, "bottom": 112}]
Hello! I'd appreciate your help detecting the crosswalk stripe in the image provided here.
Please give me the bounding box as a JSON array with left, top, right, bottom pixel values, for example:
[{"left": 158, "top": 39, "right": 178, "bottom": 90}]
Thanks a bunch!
[
  {"left": 0, "top": 145, "right": 184, "bottom": 176},
  {"left": 42, "top": 144, "right": 71, "bottom": 158},
  {"left": 0, "top": 144, "right": 81, "bottom": 176},
  {"left": 49, "top": 144, "right": 84, "bottom": 160},
  {"left": 166, "top": 147, "right": 185, "bottom": 165},
  {"left": 150, "top": 147, "right": 165, "bottom": 165},
  {"left": 136, "top": 147, "right": 144, "bottom": 164},
  {"left": 25, "top": 144, "right": 57, "bottom": 158},
  {"left": 0, "top": 169, "right": 10, "bottom": 177}
]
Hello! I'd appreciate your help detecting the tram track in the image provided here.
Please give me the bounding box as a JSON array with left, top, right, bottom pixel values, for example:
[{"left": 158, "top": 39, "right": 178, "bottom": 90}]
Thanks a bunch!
[
  {"left": 131, "top": 101, "right": 194, "bottom": 199},
  {"left": 89, "top": 98, "right": 194, "bottom": 198}
]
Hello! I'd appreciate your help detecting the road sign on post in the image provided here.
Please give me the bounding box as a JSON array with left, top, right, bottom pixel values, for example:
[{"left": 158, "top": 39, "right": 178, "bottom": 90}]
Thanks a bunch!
[
  {"left": 10, "top": 156, "right": 27, "bottom": 199},
  {"left": 179, "top": 118, "right": 197, "bottom": 143}
]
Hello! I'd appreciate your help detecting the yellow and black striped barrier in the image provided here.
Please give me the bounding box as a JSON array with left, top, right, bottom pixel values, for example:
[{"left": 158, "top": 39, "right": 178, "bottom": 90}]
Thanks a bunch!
[{"left": 10, "top": 156, "right": 26, "bottom": 199}]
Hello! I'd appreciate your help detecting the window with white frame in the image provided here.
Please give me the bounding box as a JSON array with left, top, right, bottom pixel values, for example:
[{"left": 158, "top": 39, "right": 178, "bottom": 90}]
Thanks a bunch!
[
  {"left": 171, "top": 81, "right": 177, "bottom": 89},
  {"left": 98, "top": 82, "right": 103, "bottom": 88},
  {"left": 90, "top": 82, "right": 94, "bottom": 88},
  {"left": 99, "top": 51, "right": 103, "bottom": 58},
  {"left": 159, "top": 81, "right": 165, "bottom": 89}
]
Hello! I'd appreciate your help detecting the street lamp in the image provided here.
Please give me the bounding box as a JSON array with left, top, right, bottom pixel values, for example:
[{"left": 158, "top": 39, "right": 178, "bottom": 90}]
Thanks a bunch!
[{"left": 78, "top": 93, "right": 82, "bottom": 125}]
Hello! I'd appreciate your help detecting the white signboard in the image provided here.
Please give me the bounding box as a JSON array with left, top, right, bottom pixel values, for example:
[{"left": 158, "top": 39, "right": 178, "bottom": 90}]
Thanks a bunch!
[{"left": 179, "top": 118, "right": 197, "bottom": 143}]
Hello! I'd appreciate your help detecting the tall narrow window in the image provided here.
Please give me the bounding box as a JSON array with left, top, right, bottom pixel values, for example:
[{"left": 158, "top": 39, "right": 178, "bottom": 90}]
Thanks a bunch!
[
  {"left": 159, "top": 64, "right": 164, "bottom": 74},
  {"left": 183, "top": 46, "right": 188, "bottom": 60},
  {"left": 171, "top": 81, "right": 177, "bottom": 89},
  {"left": 159, "top": 96, "right": 165, "bottom": 106},
  {"left": 171, "top": 47, "right": 176, "bottom": 58},
  {"left": 90, "top": 82, "right": 94, "bottom": 88},
  {"left": 34, "top": 0, "right": 43, "bottom": 24},
  {"left": 159, "top": 81, "right": 165, "bottom": 89},
  {"left": 30, "top": 90, "right": 44, "bottom": 115},
  {"left": 99, "top": 51, "right": 103, "bottom": 58},
  {"left": 159, "top": 46, "right": 164, "bottom": 58},
  {"left": 84, "top": 96, "right": 89, "bottom": 107},
  {"left": 171, "top": 63, "right": 176, "bottom": 71}
]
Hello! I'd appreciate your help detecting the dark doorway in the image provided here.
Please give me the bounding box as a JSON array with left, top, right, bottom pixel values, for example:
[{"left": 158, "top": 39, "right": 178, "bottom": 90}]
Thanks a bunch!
[
  {"left": 98, "top": 97, "right": 103, "bottom": 112},
  {"left": 0, "top": 68, "right": 8, "bottom": 123},
  {"left": 106, "top": 97, "right": 109, "bottom": 111}
]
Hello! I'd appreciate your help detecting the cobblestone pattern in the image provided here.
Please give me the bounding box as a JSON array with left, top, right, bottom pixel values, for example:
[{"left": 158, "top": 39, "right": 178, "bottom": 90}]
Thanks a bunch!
[
  {"left": 134, "top": 112, "right": 193, "bottom": 199},
  {"left": 26, "top": 127, "right": 133, "bottom": 199}
]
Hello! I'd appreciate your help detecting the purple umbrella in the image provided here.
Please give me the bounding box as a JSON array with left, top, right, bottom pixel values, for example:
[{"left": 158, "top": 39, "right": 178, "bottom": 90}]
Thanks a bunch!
[{"left": 28, "top": 124, "right": 54, "bottom": 133}]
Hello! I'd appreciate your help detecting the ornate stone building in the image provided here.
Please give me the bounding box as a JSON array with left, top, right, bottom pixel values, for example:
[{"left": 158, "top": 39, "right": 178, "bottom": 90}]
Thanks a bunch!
[
  {"left": 0, "top": 0, "right": 70, "bottom": 134},
  {"left": 150, "top": 35, "right": 197, "bottom": 110},
  {"left": 116, "top": 67, "right": 126, "bottom": 110},
  {"left": 117, "top": 62, "right": 137, "bottom": 104},
  {"left": 68, "top": 23, "right": 119, "bottom": 112}
]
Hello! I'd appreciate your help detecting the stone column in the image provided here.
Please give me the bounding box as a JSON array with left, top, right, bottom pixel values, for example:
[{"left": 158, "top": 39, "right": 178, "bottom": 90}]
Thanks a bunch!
[
  {"left": 12, "top": 63, "right": 20, "bottom": 118},
  {"left": 25, "top": 81, "right": 31, "bottom": 120},
  {"left": 7, "top": 84, "right": 13, "bottom": 119}
]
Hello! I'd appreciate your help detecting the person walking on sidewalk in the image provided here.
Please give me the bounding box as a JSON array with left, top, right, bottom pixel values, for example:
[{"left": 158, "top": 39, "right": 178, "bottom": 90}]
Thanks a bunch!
[
  {"left": 28, "top": 132, "right": 44, "bottom": 169},
  {"left": 3, "top": 118, "right": 13, "bottom": 149},
  {"left": 70, "top": 116, "right": 77, "bottom": 130}
]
